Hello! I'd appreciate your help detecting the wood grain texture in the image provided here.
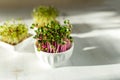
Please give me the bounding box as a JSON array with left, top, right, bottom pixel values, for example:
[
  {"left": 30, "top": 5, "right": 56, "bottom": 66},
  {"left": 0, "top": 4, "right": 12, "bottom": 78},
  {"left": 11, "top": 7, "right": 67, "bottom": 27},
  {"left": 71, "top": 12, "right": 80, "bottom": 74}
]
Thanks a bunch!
[{"left": 1, "top": 0, "right": 120, "bottom": 80}]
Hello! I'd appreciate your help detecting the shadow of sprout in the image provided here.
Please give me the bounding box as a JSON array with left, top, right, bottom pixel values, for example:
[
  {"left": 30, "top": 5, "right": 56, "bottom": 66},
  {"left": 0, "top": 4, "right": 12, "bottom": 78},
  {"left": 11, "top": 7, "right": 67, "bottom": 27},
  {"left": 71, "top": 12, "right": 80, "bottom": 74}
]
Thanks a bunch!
[
  {"left": 68, "top": 36, "right": 120, "bottom": 67},
  {"left": 71, "top": 22, "right": 120, "bottom": 37},
  {"left": 72, "top": 23, "right": 94, "bottom": 34}
]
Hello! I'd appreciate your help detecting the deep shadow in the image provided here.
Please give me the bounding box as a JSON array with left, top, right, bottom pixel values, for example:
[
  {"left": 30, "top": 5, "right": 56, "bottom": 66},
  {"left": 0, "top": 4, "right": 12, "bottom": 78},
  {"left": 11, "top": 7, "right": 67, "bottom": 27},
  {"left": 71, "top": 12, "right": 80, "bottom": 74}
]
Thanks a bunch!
[
  {"left": 0, "top": 9, "right": 32, "bottom": 21},
  {"left": 68, "top": 36, "right": 120, "bottom": 66},
  {"left": 0, "top": 0, "right": 104, "bottom": 10}
]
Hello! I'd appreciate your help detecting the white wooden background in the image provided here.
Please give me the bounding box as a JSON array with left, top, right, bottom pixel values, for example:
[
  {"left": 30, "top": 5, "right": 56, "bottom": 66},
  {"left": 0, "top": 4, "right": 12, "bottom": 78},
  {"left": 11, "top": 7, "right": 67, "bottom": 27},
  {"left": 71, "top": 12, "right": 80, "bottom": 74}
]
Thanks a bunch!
[{"left": 1, "top": 0, "right": 120, "bottom": 80}]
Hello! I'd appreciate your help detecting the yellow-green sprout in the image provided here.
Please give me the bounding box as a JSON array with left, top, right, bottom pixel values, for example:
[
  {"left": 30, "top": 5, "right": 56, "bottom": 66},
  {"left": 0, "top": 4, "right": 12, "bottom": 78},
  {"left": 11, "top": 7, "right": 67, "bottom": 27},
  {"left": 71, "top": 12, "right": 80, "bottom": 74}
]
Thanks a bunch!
[
  {"left": 0, "top": 20, "right": 29, "bottom": 45},
  {"left": 32, "top": 6, "right": 59, "bottom": 27}
]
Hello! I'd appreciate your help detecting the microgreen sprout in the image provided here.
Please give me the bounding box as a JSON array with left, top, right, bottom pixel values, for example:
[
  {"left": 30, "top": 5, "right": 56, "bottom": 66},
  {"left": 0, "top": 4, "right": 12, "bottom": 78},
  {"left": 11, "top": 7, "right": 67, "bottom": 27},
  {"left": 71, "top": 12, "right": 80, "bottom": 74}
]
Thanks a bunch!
[
  {"left": 32, "top": 20, "right": 73, "bottom": 53},
  {"left": 33, "top": 6, "right": 59, "bottom": 27},
  {"left": 0, "top": 19, "right": 29, "bottom": 45}
]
